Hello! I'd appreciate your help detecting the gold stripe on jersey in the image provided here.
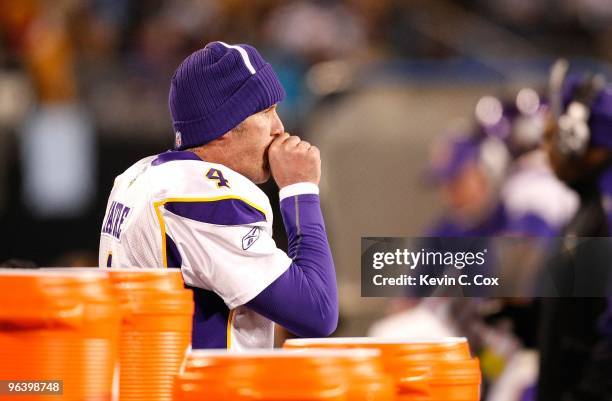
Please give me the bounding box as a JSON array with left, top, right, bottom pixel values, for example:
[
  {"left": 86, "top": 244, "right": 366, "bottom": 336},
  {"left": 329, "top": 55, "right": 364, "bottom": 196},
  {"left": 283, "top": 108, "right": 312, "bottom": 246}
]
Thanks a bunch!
[
  {"left": 227, "top": 309, "right": 234, "bottom": 349},
  {"left": 153, "top": 195, "right": 268, "bottom": 268}
]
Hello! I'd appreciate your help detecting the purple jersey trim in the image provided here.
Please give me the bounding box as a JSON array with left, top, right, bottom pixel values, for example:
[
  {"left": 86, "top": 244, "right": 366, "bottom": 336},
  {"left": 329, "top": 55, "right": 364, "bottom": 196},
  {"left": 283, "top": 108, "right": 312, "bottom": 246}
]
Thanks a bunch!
[
  {"left": 247, "top": 194, "right": 338, "bottom": 337},
  {"left": 519, "top": 384, "right": 536, "bottom": 401},
  {"left": 166, "top": 234, "right": 229, "bottom": 349},
  {"left": 190, "top": 286, "right": 230, "bottom": 349},
  {"left": 165, "top": 199, "right": 266, "bottom": 225},
  {"left": 151, "top": 150, "right": 202, "bottom": 166},
  {"left": 166, "top": 235, "right": 182, "bottom": 268}
]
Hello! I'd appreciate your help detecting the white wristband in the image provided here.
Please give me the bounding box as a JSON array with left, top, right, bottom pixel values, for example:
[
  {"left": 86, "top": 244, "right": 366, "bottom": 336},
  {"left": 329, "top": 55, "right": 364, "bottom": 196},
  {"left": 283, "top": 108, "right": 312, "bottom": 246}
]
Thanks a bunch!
[{"left": 279, "top": 182, "right": 320, "bottom": 200}]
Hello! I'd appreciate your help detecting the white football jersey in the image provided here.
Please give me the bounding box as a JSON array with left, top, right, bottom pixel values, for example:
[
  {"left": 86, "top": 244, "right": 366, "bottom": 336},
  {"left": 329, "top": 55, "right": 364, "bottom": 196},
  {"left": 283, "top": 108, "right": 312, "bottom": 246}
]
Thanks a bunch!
[
  {"left": 99, "top": 150, "right": 292, "bottom": 350},
  {"left": 501, "top": 150, "right": 579, "bottom": 232}
]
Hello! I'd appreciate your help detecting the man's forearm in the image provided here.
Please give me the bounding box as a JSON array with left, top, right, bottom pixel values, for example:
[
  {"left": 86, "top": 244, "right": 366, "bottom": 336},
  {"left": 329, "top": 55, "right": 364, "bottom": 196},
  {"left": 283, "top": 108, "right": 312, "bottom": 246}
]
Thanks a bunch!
[{"left": 247, "top": 193, "right": 338, "bottom": 337}]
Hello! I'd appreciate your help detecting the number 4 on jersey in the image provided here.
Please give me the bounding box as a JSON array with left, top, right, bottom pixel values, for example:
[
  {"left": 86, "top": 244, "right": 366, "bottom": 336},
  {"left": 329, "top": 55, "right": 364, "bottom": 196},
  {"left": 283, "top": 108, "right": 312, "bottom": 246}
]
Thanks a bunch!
[{"left": 206, "top": 168, "right": 230, "bottom": 188}]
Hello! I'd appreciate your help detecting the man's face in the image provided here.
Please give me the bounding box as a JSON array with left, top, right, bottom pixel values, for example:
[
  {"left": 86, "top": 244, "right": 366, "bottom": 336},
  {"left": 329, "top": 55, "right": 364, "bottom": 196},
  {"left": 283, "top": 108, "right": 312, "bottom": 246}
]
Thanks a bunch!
[
  {"left": 225, "top": 105, "right": 284, "bottom": 184},
  {"left": 443, "top": 161, "right": 491, "bottom": 219}
]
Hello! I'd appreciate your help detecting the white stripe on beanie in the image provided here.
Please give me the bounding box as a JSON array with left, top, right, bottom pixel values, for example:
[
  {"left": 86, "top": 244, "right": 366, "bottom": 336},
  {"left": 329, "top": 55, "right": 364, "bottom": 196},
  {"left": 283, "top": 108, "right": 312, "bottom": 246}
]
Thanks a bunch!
[{"left": 217, "top": 41, "right": 256, "bottom": 74}]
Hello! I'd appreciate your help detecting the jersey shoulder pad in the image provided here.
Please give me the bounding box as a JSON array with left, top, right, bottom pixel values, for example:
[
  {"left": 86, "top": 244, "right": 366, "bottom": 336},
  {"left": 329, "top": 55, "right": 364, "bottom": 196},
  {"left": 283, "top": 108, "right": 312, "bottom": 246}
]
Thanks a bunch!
[
  {"left": 113, "top": 156, "right": 157, "bottom": 187},
  {"left": 150, "top": 151, "right": 271, "bottom": 223}
]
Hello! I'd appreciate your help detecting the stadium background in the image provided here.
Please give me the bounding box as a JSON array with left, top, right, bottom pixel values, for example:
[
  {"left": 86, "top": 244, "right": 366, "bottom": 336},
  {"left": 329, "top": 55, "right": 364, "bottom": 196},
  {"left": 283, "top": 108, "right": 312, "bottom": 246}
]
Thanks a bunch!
[{"left": 0, "top": 1, "right": 611, "bottom": 398}]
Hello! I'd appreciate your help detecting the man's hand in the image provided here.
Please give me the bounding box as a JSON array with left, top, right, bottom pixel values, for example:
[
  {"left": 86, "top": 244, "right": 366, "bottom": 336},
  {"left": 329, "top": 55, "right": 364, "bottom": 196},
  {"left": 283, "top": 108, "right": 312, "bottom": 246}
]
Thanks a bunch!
[{"left": 268, "top": 133, "right": 321, "bottom": 188}]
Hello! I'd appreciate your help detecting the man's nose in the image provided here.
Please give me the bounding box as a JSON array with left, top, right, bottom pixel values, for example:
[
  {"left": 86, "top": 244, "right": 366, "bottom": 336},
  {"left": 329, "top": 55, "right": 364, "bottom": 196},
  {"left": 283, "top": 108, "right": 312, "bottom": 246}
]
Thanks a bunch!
[{"left": 271, "top": 110, "right": 284, "bottom": 136}]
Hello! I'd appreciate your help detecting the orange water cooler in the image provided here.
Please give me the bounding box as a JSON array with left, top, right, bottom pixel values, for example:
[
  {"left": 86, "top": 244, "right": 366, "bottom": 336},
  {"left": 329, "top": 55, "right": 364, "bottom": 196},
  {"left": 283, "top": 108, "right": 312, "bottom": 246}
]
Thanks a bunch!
[
  {"left": 107, "top": 268, "right": 193, "bottom": 401},
  {"left": 284, "top": 337, "right": 481, "bottom": 401},
  {"left": 174, "top": 349, "right": 395, "bottom": 401},
  {"left": 0, "top": 269, "right": 120, "bottom": 401}
]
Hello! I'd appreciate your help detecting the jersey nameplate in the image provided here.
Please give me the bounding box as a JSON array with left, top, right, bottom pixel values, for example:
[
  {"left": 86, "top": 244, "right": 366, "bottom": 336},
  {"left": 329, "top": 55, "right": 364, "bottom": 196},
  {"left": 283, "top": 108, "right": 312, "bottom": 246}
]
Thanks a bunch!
[{"left": 102, "top": 201, "right": 132, "bottom": 240}]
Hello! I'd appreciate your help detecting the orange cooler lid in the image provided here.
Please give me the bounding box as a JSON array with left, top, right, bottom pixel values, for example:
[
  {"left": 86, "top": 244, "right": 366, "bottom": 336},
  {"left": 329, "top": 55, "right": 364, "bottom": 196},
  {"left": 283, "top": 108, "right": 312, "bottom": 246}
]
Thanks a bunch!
[
  {"left": 106, "top": 268, "right": 194, "bottom": 316},
  {"left": 107, "top": 268, "right": 186, "bottom": 291},
  {"left": 0, "top": 269, "right": 118, "bottom": 328},
  {"left": 177, "top": 349, "right": 379, "bottom": 401},
  {"left": 285, "top": 337, "right": 471, "bottom": 360}
]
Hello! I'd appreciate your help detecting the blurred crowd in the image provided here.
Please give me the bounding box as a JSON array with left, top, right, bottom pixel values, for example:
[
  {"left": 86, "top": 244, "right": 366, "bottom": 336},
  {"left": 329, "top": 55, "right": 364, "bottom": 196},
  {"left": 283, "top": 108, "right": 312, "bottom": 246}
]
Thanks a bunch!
[
  {"left": 1, "top": 0, "right": 612, "bottom": 138},
  {"left": 1, "top": 1, "right": 612, "bottom": 401}
]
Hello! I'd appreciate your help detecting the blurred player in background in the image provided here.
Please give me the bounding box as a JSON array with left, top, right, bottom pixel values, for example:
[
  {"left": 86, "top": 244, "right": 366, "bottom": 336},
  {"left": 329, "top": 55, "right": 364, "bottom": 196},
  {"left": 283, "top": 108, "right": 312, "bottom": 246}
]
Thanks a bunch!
[
  {"left": 371, "top": 89, "right": 581, "bottom": 400},
  {"left": 425, "top": 129, "right": 508, "bottom": 237},
  {"left": 494, "top": 91, "right": 579, "bottom": 237},
  {"left": 426, "top": 91, "right": 578, "bottom": 239},
  {"left": 480, "top": 91, "right": 578, "bottom": 401},
  {"left": 99, "top": 42, "right": 338, "bottom": 350},
  {"left": 537, "top": 61, "right": 612, "bottom": 401}
]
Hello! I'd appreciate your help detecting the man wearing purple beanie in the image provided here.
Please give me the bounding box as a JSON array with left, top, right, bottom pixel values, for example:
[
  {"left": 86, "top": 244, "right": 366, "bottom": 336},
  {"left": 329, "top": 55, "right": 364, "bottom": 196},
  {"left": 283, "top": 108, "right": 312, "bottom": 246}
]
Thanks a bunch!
[{"left": 99, "top": 41, "right": 338, "bottom": 349}]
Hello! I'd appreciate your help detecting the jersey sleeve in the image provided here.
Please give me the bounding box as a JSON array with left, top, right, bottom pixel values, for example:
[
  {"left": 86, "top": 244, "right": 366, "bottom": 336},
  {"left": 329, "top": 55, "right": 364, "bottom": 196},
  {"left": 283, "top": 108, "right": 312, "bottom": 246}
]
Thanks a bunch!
[
  {"left": 246, "top": 191, "right": 339, "bottom": 337},
  {"left": 159, "top": 197, "right": 292, "bottom": 309}
]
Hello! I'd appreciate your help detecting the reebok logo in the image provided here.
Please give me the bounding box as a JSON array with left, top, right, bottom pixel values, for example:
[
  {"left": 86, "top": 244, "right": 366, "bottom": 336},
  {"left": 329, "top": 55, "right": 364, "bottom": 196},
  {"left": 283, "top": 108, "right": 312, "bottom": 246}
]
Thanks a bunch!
[{"left": 242, "top": 227, "right": 260, "bottom": 250}]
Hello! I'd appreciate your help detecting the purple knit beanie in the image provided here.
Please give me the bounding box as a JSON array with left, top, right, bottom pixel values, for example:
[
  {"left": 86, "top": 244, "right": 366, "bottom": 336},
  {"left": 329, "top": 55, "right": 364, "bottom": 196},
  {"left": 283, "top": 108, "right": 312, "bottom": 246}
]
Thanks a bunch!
[{"left": 169, "top": 41, "right": 285, "bottom": 150}]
